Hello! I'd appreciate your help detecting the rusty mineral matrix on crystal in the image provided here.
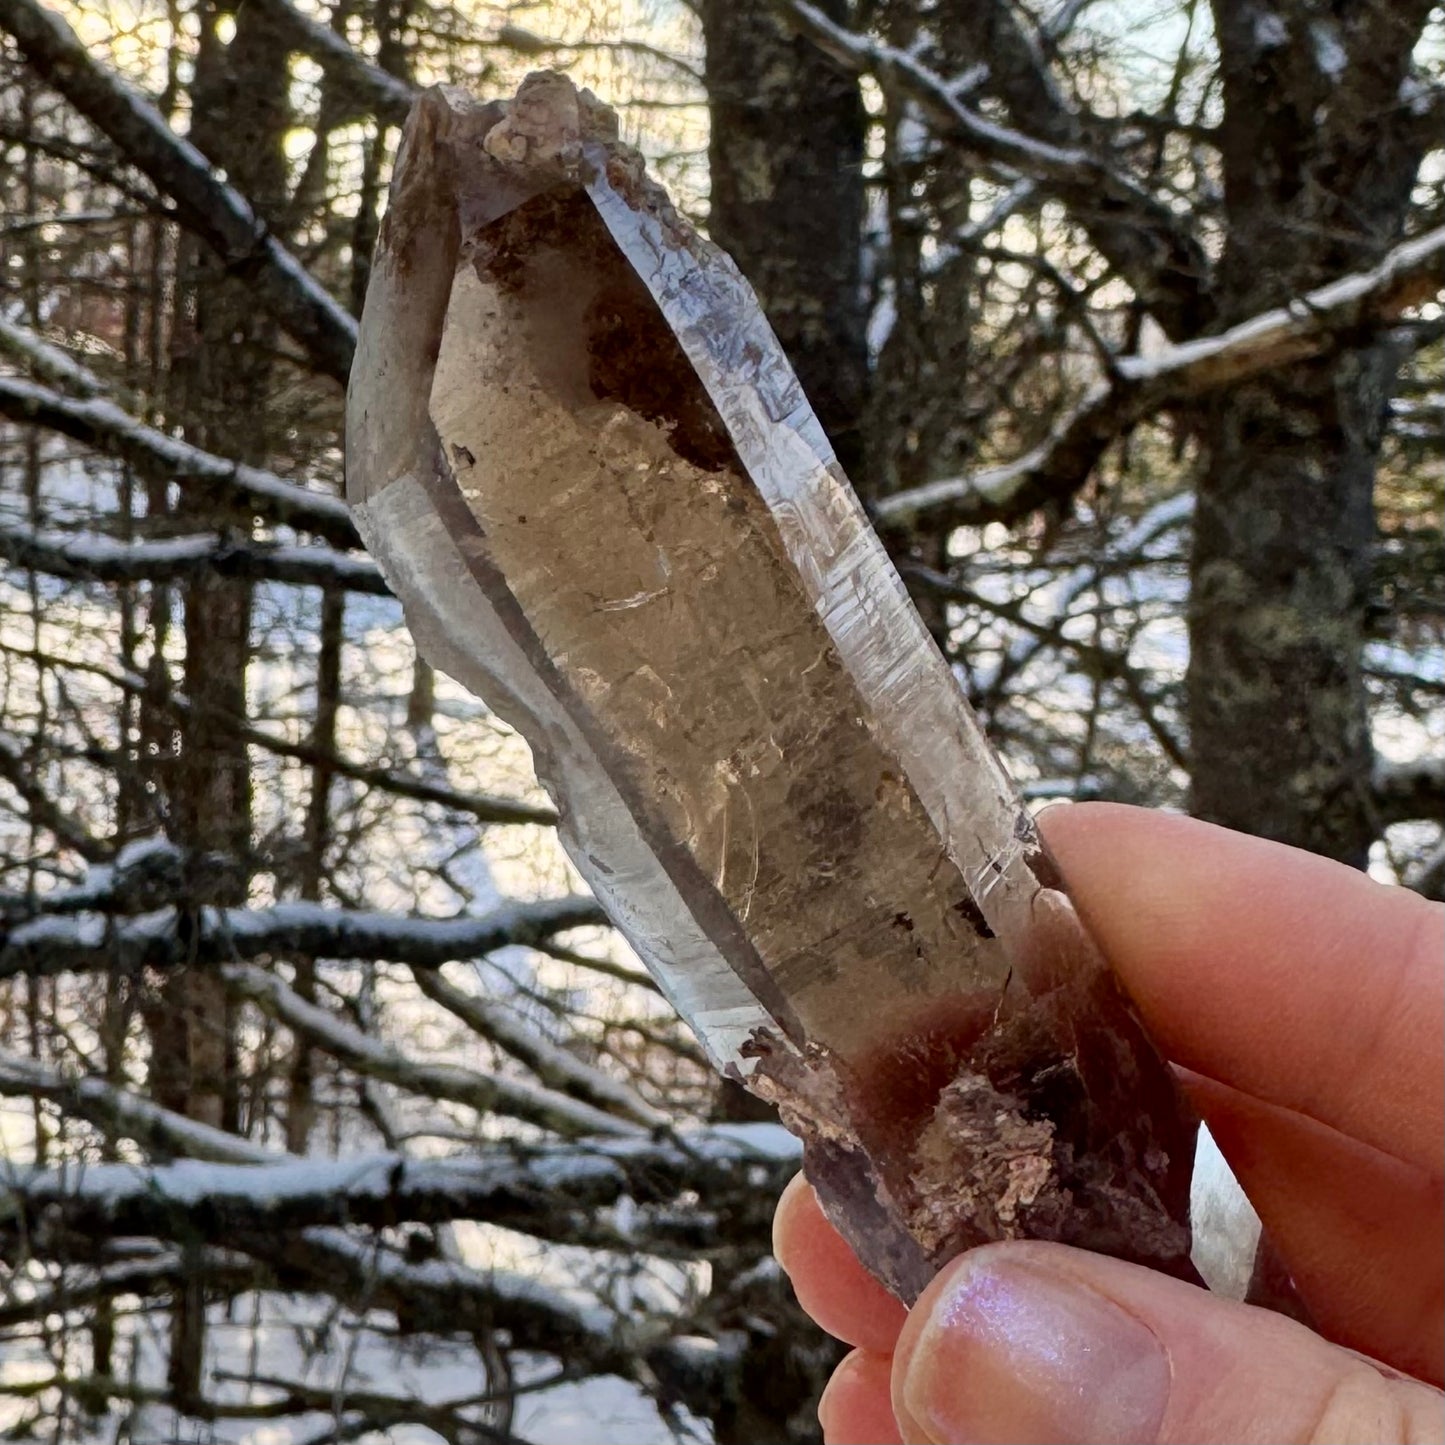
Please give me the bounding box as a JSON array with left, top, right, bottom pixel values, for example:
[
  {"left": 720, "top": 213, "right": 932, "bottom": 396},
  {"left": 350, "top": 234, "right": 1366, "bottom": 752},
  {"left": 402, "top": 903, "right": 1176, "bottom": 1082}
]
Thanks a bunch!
[{"left": 346, "top": 73, "right": 1201, "bottom": 1302}]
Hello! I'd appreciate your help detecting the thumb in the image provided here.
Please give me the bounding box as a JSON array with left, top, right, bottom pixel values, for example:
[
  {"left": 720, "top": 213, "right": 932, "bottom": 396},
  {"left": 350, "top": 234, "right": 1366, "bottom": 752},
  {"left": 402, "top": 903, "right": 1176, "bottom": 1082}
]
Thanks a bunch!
[{"left": 891, "top": 1242, "right": 1444, "bottom": 1444}]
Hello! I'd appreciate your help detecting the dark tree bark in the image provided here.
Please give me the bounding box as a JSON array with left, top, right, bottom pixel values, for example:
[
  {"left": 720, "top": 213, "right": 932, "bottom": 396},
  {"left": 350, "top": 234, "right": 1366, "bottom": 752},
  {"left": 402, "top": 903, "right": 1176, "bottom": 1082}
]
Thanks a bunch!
[
  {"left": 1188, "top": 0, "right": 1436, "bottom": 866},
  {"left": 147, "top": 0, "right": 291, "bottom": 1400},
  {"left": 286, "top": 589, "right": 343, "bottom": 1153},
  {"left": 702, "top": 0, "right": 870, "bottom": 480},
  {"left": 154, "top": 0, "right": 291, "bottom": 1133}
]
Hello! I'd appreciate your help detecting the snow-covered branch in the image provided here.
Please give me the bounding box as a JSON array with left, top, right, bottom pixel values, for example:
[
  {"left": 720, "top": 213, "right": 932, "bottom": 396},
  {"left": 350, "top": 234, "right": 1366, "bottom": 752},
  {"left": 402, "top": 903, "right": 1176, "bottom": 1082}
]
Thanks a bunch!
[
  {"left": 779, "top": 2, "right": 1125, "bottom": 187},
  {"left": 0, "top": 0, "right": 356, "bottom": 381},
  {"left": 1390, "top": 394, "right": 1444, "bottom": 443},
  {"left": 0, "top": 1047, "right": 783, "bottom": 1403},
  {"left": 0, "top": 374, "right": 359, "bottom": 547},
  {"left": 0, "top": 895, "right": 603, "bottom": 980},
  {"left": 0, "top": 836, "right": 234, "bottom": 924},
  {"left": 411, "top": 967, "right": 669, "bottom": 1129},
  {"left": 254, "top": 1226, "right": 691, "bottom": 1392},
  {"left": 0, "top": 313, "right": 105, "bottom": 395},
  {"left": 3, "top": 1134, "right": 797, "bottom": 1258},
  {"left": 1111, "top": 224, "right": 1445, "bottom": 390},
  {"left": 877, "top": 226, "right": 1445, "bottom": 524},
  {"left": 0, "top": 519, "right": 389, "bottom": 595},
  {"left": 223, "top": 961, "right": 642, "bottom": 1138},
  {"left": 0, "top": 1046, "right": 274, "bottom": 1163},
  {"left": 6, "top": 918, "right": 646, "bottom": 1145}
]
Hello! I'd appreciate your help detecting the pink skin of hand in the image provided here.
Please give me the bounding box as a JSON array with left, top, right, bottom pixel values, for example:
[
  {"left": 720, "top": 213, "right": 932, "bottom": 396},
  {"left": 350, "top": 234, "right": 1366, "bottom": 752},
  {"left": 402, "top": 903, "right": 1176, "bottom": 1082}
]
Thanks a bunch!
[{"left": 774, "top": 803, "right": 1445, "bottom": 1445}]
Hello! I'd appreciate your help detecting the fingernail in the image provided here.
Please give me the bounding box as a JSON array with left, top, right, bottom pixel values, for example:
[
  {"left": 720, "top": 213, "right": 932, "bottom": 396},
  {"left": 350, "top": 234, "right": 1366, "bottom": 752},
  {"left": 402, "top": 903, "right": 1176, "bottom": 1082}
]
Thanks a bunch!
[{"left": 900, "top": 1253, "right": 1170, "bottom": 1444}]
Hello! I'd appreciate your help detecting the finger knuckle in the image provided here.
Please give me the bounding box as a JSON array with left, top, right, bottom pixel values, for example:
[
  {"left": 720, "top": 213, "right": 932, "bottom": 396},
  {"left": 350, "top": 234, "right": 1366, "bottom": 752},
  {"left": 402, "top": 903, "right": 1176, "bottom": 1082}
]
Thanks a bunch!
[{"left": 1308, "top": 1365, "right": 1445, "bottom": 1445}]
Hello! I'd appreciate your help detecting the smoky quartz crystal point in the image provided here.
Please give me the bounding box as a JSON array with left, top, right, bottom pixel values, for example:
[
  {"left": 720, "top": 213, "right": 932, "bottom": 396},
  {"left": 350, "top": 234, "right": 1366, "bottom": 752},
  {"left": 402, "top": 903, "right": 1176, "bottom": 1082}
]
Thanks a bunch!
[{"left": 346, "top": 73, "right": 1199, "bottom": 1303}]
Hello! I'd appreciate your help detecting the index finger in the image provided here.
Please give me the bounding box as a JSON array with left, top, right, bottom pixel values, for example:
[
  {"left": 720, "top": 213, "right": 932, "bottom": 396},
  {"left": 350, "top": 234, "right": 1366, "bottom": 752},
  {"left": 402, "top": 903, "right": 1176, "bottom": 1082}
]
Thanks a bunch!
[
  {"left": 1040, "top": 804, "right": 1444, "bottom": 1172},
  {"left": 773, "top": 1173, "right": 908, "bottom": 1353}
]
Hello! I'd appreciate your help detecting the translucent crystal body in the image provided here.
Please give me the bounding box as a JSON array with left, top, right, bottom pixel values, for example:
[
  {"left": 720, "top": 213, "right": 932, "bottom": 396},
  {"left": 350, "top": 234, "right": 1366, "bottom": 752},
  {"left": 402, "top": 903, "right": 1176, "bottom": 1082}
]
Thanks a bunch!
[{"left": 346, "top": 74, "right": 1199, "bottom": 1301}]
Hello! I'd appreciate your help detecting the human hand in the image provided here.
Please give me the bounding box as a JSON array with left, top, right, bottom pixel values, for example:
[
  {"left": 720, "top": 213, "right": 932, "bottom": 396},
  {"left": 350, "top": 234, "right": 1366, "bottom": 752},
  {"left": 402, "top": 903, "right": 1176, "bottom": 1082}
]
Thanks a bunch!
[{"left": 773, "top": 803, "right": 1445, "bottom": 1444}]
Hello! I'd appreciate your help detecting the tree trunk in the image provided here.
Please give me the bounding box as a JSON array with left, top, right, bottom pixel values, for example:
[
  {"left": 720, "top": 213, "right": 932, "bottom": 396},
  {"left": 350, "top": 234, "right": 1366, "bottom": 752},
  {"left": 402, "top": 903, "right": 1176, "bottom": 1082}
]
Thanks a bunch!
[
  {"left": 1190, "top": 353, "right": 1386, "bottom": 865},
  {"left": 286, "top": 590, "right": 344, "bottom": 1152},
  {"left": 702, "top": 0, "right": 869, "bottom": 479},
  {"left": 146, "top": 0, "right": 290, "bottom": 1402},
  {"left": 1187, "top": 0, "right": 1433, "bottom": 865}
]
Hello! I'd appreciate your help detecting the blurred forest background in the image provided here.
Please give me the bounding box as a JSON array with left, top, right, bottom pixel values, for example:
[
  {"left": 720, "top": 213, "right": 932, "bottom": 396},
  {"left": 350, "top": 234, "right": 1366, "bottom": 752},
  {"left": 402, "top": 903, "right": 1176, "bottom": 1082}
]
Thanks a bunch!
[{"left": 0, "top": 0, "right": 1441, "bottom": 1439}]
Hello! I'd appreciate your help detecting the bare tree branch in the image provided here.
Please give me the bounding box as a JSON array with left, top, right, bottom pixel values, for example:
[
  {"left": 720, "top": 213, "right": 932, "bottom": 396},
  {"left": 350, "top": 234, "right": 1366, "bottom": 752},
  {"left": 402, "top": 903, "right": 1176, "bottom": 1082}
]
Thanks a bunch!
[
  {"left": 943, "top": 0, "right": 1215, "bottom": 335},
  {"left": 0, "top": 653, "right": 559, "bottom": 828},
  {"left": 0, "top": 1250, "right": 261, "bottom": 1330},
  {"left": 250, "top": 1225, "right": 730, "bottom": 1396},
  {"left": 246, "top": 0, "right": 417, "bottom": 127},
  {"left": 495, "top": 23, "right": 704, "bottom": 84},
  {"left": 0, "top": 733, "right": 109, "bottom": 863},
  {"left": 776, "top": 0, "right": 1213, "bottom": 336},
  {"left": 968, "top": 492, "right": 1195, "bottom": 701},
  {"left": 0, "top": 0, "right": 357, "bottom": 381}
]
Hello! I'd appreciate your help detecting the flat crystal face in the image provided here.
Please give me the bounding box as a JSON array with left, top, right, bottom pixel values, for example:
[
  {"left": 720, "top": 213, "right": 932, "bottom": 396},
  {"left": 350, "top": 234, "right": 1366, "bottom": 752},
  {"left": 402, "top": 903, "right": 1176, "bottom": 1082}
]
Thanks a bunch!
[
  {"left": 347, "top": 74, "right": 1200, "bottom": 1303},
  {"left": 429, "top": 189, "right": 1020, "bottom": 1071}
]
